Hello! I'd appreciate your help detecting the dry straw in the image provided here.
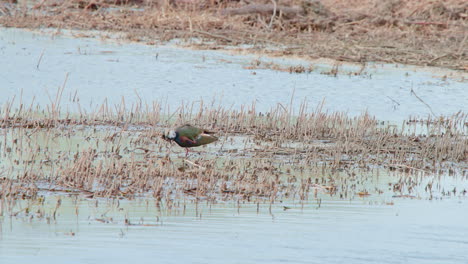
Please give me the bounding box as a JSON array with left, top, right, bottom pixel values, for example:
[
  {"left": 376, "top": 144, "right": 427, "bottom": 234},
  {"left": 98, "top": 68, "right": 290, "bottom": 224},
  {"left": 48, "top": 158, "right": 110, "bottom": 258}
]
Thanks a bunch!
[{"left": 0, "top": 96, "right": 466, "bottom": 205}]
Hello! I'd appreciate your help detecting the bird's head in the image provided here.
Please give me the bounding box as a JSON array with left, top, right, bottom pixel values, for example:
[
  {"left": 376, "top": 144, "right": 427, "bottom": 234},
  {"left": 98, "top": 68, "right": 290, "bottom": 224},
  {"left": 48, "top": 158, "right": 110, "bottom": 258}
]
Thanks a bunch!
[{"left": 162, "top": 130, "right": 177, "bottom": 142}]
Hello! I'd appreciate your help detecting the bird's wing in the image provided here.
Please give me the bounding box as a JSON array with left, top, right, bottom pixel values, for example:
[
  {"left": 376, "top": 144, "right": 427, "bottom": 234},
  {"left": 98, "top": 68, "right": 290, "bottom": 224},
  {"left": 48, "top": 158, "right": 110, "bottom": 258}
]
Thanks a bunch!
[
  {"left": 194, "top": 134, "right": 218, "bottom": 146},
  {"left": 176, "top": 124, "right": 203, "bottom": 141}
]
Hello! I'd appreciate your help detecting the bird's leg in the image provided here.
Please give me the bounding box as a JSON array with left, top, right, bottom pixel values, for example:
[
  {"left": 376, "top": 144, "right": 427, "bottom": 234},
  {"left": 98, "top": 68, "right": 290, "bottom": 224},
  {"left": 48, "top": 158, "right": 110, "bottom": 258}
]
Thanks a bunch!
[{"left": 185, "top": 148, "right": 189, "bottom": 157}]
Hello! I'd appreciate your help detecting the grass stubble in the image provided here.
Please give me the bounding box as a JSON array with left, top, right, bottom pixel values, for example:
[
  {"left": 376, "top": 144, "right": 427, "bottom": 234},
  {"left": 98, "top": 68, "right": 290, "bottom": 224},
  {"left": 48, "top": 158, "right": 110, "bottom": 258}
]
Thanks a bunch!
[
  {"left": 0, "top": 93, "right": 466, "bottom": 205},
  {"left": 0, "top": 0, "right": 467, "bottom": 231},
  {"left": 0, "top": 93, "right": 466, "bottom": 228}
]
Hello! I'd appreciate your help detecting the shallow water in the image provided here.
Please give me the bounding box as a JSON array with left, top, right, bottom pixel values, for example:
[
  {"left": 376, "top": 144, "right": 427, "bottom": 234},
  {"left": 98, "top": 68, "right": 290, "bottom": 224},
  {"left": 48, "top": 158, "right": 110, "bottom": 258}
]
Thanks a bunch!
[
  {"left": 1, "top": 196, "right": 468, "bottom": 264},
  {"left": 1, "top": 28, "right": 467, "bottom": 122},
  {"left": 1, "top": 27, "right": 468, "bottom": 263},
  {"left": 1, "top": 126, "right": 467, "bottom": 264}
]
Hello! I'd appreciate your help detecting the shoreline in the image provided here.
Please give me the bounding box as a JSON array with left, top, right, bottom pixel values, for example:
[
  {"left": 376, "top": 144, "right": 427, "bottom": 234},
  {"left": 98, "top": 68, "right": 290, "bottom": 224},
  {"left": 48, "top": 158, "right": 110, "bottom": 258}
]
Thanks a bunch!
[{"left": 1, "top": 0, "right": 467, "bottom": 71}]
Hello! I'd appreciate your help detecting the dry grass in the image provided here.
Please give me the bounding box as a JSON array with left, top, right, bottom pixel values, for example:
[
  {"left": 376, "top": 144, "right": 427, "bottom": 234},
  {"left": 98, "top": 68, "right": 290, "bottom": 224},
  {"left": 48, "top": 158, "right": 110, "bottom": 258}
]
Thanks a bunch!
[
  {"left": 0, "top": 0, "right": 466, "bottom": 70},
  {"left": 0, "top": 97, "right": 466, "bottom": 204}
]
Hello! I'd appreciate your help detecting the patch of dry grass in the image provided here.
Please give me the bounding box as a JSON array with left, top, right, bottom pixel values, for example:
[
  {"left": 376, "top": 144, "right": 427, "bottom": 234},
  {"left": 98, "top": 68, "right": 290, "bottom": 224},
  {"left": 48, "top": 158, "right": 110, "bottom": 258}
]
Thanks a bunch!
[
  {"left": 0, "top": 0, "right": 466, "bottom": 69},
  {"left": 0, "top": 98, "right": 466, "bottom": 203}
]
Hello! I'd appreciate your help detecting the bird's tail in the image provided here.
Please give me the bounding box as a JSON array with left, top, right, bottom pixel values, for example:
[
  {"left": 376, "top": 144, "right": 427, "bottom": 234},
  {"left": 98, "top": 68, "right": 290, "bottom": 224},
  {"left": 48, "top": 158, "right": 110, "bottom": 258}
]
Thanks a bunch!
[{"left": 202, "top": 129, "right": 216, "bottom": 134}]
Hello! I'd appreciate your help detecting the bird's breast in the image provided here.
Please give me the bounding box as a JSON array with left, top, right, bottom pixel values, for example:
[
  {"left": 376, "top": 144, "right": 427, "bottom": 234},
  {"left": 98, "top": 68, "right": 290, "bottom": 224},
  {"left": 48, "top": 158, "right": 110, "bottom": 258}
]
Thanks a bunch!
[{"left": 176, "top": 136, "right": 196, "bottom": 147}]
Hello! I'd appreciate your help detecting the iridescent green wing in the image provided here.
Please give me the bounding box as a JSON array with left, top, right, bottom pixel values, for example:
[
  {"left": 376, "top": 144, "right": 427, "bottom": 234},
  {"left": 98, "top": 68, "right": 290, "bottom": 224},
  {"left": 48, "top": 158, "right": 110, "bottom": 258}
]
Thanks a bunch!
[{"left": 176, "top": 124, "right": 203, "bottom": 141}]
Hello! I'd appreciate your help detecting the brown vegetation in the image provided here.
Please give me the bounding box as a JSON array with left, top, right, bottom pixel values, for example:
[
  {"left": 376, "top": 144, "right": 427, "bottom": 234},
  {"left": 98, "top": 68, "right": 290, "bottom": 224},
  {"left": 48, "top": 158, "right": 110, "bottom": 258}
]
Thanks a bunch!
[
  {"left": 0, "top": 98, "right": 466, "bottom": 203},
  {"left": 0, "top": 0, "right": 467, "bottom": 70}
]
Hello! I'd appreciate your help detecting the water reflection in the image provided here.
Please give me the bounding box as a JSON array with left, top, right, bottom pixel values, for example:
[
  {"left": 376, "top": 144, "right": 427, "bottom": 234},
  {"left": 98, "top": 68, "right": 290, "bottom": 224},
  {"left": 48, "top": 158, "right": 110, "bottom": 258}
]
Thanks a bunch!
[
  {"left": 1, "top": 27, "right": 467, "bottom": 264},
  {"left": 1, "top": 196, "right": 467, "bottom": 264}
]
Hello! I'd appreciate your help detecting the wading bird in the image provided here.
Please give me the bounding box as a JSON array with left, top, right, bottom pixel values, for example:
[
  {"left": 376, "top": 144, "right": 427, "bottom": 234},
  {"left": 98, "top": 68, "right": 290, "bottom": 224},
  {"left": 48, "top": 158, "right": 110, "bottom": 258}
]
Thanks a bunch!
[{"left": 162, "top": 124, "right": 218, "bottom": 156}]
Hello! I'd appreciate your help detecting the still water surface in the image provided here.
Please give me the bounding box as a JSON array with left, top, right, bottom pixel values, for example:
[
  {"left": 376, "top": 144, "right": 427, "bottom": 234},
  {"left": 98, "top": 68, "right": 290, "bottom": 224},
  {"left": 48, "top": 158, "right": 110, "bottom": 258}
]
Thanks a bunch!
[
  {"left": 1, "top": 196, "right": 468, "bottom": 264},
  {"left": 0, "top": 27, "right": 467, "bottom": 263},
  {"left": 1, "top": 28, "right": 467, "bottom": 121}
]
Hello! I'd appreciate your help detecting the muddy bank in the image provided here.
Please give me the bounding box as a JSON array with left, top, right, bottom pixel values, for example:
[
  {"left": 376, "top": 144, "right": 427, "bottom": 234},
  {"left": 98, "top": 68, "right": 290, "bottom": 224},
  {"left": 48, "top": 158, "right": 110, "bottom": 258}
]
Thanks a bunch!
[{"left": 0, "top": 0, "right": 467, "bottom": 70}]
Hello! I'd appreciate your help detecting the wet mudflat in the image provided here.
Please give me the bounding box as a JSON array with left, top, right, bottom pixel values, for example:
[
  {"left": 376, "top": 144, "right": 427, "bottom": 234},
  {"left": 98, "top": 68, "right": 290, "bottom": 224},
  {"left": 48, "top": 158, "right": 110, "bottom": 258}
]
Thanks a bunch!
[{"left": 0, "top": 28, "right": 467, "bottom": 264}]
